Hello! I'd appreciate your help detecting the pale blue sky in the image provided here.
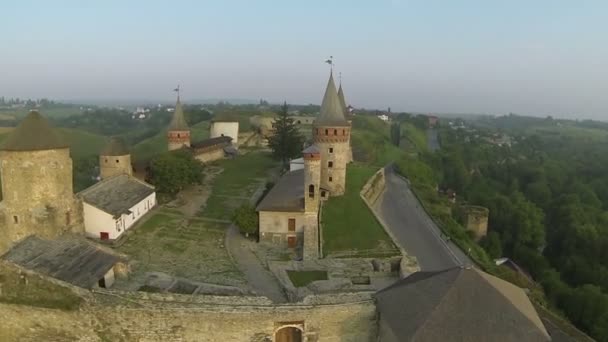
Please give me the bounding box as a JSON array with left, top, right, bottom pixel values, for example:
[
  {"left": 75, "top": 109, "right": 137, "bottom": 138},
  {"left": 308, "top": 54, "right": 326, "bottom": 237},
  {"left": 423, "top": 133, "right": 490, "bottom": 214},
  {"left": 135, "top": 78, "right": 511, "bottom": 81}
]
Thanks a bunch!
[{"left": 1, "top": 0, "right": 607, "bottom": 118}]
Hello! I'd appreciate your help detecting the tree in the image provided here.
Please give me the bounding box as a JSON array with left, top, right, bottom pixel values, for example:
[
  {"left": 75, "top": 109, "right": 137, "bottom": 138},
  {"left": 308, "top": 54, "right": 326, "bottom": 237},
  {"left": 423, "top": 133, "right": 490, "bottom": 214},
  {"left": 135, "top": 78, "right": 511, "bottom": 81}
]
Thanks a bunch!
[
  {"left": 268, "top": 102, "right": 304, "bottom": 167},
  {"left": 480, "top": 231, "right": 502, "bottom": 259},
  {"left": 390, "top": 122, "right": 401, "bottom": 146},
  {"left": 233, "top": 203, "right": 258, "bottom": 237},
  {"left": 149, "top": 150, "right": 204, "bottom": 194}
]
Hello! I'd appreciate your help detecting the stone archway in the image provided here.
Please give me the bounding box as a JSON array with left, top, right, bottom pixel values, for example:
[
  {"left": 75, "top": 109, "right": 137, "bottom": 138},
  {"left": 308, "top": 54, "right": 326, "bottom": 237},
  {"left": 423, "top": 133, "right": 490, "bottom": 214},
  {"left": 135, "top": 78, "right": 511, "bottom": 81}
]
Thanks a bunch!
[{"left": 274, "top": 326, "right": 303, "bottom": 342}]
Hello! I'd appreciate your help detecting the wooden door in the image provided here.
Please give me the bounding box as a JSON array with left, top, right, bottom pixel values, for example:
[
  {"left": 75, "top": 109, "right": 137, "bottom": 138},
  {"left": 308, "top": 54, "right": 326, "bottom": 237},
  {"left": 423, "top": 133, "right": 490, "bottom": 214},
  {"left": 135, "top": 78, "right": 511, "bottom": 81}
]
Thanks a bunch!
[
  {"left": 100, "top": 232, "right": 109, "bottom": 240},
  {"left": 287, "top": 236, "right": 297, "bottom": 248}
]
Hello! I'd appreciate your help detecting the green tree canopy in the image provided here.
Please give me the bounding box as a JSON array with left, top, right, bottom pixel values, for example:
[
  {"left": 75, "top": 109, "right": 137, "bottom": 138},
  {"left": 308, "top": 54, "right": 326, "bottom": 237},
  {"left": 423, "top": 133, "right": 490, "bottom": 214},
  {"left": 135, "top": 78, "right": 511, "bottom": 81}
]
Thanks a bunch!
[
  {"left": 233, "top": 203, "right": 258, "bottom": 237},
  {"left": 149, "top": 150, "right": 204, "bottom": 194},
  {"left": 267, "top": 102, "right": 304, "bottom": 166}
]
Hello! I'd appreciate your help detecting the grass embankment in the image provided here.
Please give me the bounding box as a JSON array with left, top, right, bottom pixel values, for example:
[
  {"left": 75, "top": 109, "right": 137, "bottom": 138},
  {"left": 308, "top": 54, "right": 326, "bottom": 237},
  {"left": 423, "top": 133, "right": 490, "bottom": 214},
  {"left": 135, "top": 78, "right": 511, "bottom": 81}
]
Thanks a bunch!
[
  {"left": 131, "top": 121, "right": 211, "bottom": 161},
  {"left": 199, "top": 151, "right": 277, "bottom": 220},
  {"left": 287, "top": 270, "right": 328, "bottom": 287},
  {"left": 322, "top": 164, "right": 397, "bottom": 256}
]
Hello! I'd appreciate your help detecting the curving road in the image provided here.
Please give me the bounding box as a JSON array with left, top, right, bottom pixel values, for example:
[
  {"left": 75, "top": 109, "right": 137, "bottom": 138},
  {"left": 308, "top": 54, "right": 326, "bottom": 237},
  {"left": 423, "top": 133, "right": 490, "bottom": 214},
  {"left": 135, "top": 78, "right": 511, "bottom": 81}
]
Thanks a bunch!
[{"left": 373, "top": 167, "right": 472, "bottom": 271}]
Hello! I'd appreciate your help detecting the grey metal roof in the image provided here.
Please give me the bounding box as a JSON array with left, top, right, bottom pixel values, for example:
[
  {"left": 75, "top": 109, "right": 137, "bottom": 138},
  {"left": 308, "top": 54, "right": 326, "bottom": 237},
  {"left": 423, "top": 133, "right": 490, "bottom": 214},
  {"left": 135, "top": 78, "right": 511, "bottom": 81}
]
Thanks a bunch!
[
  {"left": 375, "top": 267, "right": 550, "bottom": 342},
  {"left": 168, "top": 96, "right": 189, "bottom": 131},
  {"left": 101, "top": 136, "right": 130, "bottom": 156},
  {"left": 315, "top": 72, "right": 349, "bottom": 127},
  {"left": 337, "top": 83, "right": 348, "bottom": 117},
  {"left": 2, "top": 235, "right": 121, "bottom": 289},
  {"left": 79, "top": 174, "right": 155, "bottom": 217},
  {"left": 256, "top": 169, "right": 304, "bottom": 212},
  {"left": 191, "top": 136, "right": 232, "bottom": 149},
  {"left": 0, "top": 110, "right": 68, "bottom": 151},
  {"left": 302, "top": 144, "right": 320, "bottom": 154}
]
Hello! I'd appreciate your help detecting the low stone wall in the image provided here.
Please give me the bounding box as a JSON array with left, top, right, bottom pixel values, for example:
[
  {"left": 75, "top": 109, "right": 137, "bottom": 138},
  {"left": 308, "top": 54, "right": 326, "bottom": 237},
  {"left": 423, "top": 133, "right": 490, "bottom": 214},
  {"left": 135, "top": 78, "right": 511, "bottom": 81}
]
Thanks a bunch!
[
  {"left": 0, "top": 271, "right": 378, "bottom": 342},
  {"left": 360, "top": 168, "right": 386, "bottom": 205}
]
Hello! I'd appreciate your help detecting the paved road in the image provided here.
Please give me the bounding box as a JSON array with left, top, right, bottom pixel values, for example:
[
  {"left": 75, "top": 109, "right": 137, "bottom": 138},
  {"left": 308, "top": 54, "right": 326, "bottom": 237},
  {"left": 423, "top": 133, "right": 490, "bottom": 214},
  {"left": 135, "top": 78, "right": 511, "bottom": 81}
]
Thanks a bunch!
[
  {"left": 225, "top": 225, "right": 287, "bottom": 302},
  {"left": 373, "top": 167, "right": 472, "bottom": 271}
]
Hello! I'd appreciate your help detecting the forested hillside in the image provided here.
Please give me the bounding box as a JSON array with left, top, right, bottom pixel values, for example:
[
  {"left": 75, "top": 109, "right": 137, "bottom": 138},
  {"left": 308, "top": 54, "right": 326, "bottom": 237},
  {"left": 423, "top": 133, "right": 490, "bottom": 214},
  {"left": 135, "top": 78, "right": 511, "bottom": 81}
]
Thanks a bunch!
[{"left": 419, "top": 115, "right": 608, "bottom": 340}]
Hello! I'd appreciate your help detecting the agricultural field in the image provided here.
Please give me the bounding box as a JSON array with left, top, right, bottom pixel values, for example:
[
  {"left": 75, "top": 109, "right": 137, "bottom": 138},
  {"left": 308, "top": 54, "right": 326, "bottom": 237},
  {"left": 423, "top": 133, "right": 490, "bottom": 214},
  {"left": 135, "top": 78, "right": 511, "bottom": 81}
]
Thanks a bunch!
[{"left": 115, "top": 211, "right": 246, "bottom": 288}]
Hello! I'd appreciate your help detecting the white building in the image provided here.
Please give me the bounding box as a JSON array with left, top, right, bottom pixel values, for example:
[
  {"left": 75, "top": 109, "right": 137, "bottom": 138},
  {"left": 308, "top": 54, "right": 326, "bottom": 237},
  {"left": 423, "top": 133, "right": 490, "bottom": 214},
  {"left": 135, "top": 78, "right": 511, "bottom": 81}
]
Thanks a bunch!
[
  {"left": 79, "top": 174, "right": 156, "bottom": 241},
  {"left": 210, "top": 121, "right": 239, "bottom": 145},
  {"left": 289, "top": 157, "right": 304, "bottom": 171},
  {"left": 378, "top": 114, "right": 389, "bottom": 122}
]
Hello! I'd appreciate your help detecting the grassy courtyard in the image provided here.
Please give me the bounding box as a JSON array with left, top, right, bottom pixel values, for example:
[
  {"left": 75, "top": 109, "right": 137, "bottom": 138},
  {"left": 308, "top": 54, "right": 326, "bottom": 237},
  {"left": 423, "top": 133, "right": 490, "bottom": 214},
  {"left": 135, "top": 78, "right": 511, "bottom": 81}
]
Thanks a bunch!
[
  {"left": 287, "top": 270, "right": 328, "bottom": 287},
  {"left": 321, "top": 164, "right": 398, "bottom": 257},
  {"left": 198, "top": 151, "right": 278, "bottom": 220},
  {"left": 115, "top": 212, "right": 246, "bottom": 287}
]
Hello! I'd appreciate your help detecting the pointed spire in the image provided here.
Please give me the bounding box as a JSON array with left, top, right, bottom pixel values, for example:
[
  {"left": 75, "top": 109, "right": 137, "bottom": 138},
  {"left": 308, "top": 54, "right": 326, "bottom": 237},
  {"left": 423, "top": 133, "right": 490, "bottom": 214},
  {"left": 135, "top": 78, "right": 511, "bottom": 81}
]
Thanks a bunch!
[
  {"left": 317, "top": 71, "right": 348, "bottom": 126},
  {"left": 337, "top": 82, "right": 348, "bottom": 117},
  {"left": 168, "top": 93, "right": 189, "bottom": 131},
  {"left": 0, "top": 110, "right": 67, "bottom": 151}
]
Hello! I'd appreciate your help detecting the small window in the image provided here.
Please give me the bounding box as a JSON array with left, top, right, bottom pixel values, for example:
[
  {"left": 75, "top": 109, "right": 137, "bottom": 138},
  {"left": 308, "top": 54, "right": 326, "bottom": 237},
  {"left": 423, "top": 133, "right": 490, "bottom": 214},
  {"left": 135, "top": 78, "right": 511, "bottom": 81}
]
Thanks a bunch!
[
  {"left": 328, "top": 161, "right": 333, "bottom": 168},
  {"left": 325, "top": 129, "right": 328, "bottom": 135},
  {"left": 329, "top": 176, "right": 333, "bottom": 182},
  {"left": 316, "top": 128, "right": 319, "bottom": 135},
  {"left": 66, "top": 212, "right": 71, "bottom": 225},
  {"left": 308, "top": 184, "right": 315, "bottom": 198},
  {"left": 334, "top": 129, "right": 337, "bottom": 135},
  {"left": 13, "top": 215, "right": 18, "bottom": 224},
  {"left": 321, "top": 191, "right": 327, "bottom": 197},
  {"left": 221, "top": 133, "right": 224, "bottom": 136},
  {"left": 115, "top": 159, "right": 119, "bottom": 163},
  {"left": 177, "top": 133, "right": 181, "bottom": 138},
  {"left": 343, "top": 129, "right": 346, "bottom": 135},
  {"left": 105, "top": 158, "right": 108, "bottom": 163},
  {"left": 329, "top": 147, "right": 333, "bottom": 153},
  {"left": 288, "top": 218, "right": 296, "bottom": 232}
]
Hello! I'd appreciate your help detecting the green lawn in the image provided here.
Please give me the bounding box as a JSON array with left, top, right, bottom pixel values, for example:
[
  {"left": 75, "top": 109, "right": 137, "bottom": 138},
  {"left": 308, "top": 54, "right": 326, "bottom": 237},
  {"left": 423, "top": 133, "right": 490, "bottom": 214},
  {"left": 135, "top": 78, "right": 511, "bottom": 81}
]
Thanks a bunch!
[
  {"left": 321, "top": 164, "right": 397, "bottom": 256},
  {"left": 287, "top": 270, "right": 328, "bottom": 287},
  {"left": 131, "top": 121, "right": 211, "bottom": 161},
  {"left": 199, "top": 151, "right": 278, "bottom": 220}
]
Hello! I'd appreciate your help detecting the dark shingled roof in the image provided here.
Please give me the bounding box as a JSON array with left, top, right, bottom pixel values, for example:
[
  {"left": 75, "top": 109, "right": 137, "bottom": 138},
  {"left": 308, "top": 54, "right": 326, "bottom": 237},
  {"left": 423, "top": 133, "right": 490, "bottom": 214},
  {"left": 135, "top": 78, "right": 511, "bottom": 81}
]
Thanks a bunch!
[
  {"left": 302, "top": 144, "right": 320, "bottom": 154},
  {"left": 375, "top": 267, "right": 550, "bottom": 342},
  {"left": 256, "top": 169, "right": 304, "bottom": 212},
  {"left": 0, "top": 110, "right": 68, "bottom": 151},
  {"left": 191, "top": 136, "right": 232, "bottom": 149},
  {"left": 315, "top": 72, "right": 349, "bottom": 127},
  {"left": 79, "top": 174, "right": 155, "bottom": 217},
  {"left": 2, "top": 235, "right": 121, "bottom": 289},
  {"left": 101, "top": 136, "right": 130, "bottom": 156},
  {"left": 168, "top": 96, "right": 189, "bottom": 131}
]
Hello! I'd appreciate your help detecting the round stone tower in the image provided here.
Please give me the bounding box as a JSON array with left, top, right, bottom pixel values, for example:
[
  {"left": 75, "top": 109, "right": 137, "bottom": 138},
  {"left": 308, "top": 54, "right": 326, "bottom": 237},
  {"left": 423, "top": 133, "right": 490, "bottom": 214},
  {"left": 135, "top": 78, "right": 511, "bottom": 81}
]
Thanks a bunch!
[
  {"left": 337, "top": 81, "right": 354, "bottom": 163},
  {"left": 167, "top": 95, "right": 190, "bottom": 151},
  {"left": 0, "top": 110, "right": 81, "bottom": 252},
  {"left": 312, "top": 71, "right": 351, "bottom": 196},
  {"left": 99, "top": 136, "right": 132, "bottom": 179},
  {"left": 302, "top": 145, "right": 321, "bottom": 260}
]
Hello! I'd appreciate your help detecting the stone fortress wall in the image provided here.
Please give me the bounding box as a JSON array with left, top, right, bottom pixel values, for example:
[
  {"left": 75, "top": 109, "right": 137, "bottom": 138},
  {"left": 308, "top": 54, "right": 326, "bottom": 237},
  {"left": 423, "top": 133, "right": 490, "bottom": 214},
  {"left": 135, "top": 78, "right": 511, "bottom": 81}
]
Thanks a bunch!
[
  {"left": 463, "top": 205, "right": 490, "bottom": 241},
  {"left": 0, "top": 148, "right": 83, "bottom": 253},
  {"left": 0, "top": 265, "right": 377, "bottom": 342},
  {"left": 210, "top": 121, "right": 239, "bottom": 144},
  {"left": 99, "top": 154, "right": 132, "bottom": 179},
  {"left": 360, "top": 168, "right": 386, "bottom": 206},
  {"left": 313, "top": 126, "right": 351, "bottom": 196}
]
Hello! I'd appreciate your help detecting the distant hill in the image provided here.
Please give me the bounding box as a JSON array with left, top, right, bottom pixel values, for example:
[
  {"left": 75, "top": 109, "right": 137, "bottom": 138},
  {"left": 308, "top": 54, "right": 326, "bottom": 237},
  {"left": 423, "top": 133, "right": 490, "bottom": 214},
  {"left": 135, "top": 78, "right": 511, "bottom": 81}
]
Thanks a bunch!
[
  {"left": 131, "top": 121, "right": 210, "bottom": 161},
  {"left": 0, "top": 127, "right": 108, "bottom": 158}
]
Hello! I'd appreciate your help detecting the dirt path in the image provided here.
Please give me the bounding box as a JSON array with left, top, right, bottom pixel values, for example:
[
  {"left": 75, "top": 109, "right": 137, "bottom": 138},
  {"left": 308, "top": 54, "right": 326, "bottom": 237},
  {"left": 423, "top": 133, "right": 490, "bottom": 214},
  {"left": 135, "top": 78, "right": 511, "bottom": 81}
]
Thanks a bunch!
[{"left": 166, "top": 166, "right": 223, "bottom": 217}]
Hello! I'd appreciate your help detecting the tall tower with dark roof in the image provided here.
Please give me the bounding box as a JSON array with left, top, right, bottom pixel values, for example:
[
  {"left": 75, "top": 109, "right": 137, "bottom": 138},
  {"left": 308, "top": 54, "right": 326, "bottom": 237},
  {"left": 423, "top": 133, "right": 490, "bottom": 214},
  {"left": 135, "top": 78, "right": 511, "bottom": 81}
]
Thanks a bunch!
[
  {"left": 99, "top": 137, "right": 132, "bottom": 179},
  {"left": 0, "top": 111, "right": 81, "bottom": 252},
  {"left": 337, "top": 80, "right": 354, "bottom": 163},
  {"left": 167, "top": 95, "right": 190, "bottom": 151},
  {"left": 312, "top": 71, "right": 351, "bottom": 196}
]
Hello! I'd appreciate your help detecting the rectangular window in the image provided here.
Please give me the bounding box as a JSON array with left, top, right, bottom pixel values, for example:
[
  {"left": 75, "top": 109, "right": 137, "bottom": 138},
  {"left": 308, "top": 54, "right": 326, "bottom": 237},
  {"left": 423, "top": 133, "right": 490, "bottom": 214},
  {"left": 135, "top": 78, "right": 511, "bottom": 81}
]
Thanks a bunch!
[
  {"left": 288, "top": 218, "right": 296, "bottom": 232},
  {"left": 329, "top": 147, "right": 333, "bottom": 153},
  {"left": 329, "top": 176, "right": 333, "bottom": 182},
  {"left": 328, "top": 161, "right": 333, "bottom": 168},
  {"left": 13, "top": 215, "right": 18, "bottom": 224}
]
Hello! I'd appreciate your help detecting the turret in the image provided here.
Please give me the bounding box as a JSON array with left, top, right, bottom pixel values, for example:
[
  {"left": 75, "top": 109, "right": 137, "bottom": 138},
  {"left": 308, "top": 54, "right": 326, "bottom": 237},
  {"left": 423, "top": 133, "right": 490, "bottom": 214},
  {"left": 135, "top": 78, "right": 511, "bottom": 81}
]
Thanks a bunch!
[
  {"left": 338, "top": 80, "right": 354, "bottom": 163},
  {"left": 99, "top": 137, "right": 132, "bottom": 179},
  {"left": 167, "top": 95, "right": 190, "bottom": 151},
  {"left": 312, "top": 71, "right": 351, "bottom": 196},
  {"left": 303, "top": 145, "right": 321, "bottom": 213},
  {"left": 0, "top": 110, "right": 81, "bottom": 252}
]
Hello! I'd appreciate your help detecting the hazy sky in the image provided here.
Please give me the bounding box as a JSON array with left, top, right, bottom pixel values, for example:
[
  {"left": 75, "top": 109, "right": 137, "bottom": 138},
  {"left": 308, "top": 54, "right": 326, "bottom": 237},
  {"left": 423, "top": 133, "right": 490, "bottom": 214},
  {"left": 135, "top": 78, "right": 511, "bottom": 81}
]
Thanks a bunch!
[{"left": 1, "top": 0, "right": 607, "bottom": 118}]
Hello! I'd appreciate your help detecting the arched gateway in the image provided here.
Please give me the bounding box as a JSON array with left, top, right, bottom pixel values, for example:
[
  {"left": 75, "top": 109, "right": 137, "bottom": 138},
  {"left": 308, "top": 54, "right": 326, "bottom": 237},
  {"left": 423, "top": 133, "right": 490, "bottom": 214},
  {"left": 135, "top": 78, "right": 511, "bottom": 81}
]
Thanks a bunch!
[{"left": 274, "top": 325, "right": 303, "bottom": 342}]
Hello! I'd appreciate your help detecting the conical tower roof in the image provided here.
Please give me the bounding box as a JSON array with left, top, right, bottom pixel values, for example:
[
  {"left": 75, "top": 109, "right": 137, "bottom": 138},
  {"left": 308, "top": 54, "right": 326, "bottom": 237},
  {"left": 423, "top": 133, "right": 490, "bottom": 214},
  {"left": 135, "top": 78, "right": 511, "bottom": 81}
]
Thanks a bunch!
[
  {"left": 0, "top": 110, "right": 67, "bottom": 151},
  {"left": 337, "top": 83, "right": 348, "bottom": 117},
  {"left": 316, "top": 72, "right": 349, "bottom": 126},
  {"left": 101, "top": 136, "right": 130, "bottom": 156},
  {"left": 168, "top": 96, "right": 189, "bottom": 131}
]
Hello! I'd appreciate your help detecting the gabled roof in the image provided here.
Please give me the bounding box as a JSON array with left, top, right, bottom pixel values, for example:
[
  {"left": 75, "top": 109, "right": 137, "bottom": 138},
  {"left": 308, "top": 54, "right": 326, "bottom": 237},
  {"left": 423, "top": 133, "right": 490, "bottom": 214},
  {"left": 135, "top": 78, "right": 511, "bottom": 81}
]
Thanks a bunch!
[
  {"left": 256, "top": 169, "right": 304, "bottom": 212},
  {"left": 375, "top": 267, "right": 550, "bottom": 342},
  {"left": 302, "top": 144, "right": 320, "bottom": 154},
  {"left": 2, "top": 235, "right": 121, "bottom": 289},
  {"left": 337, "top": 83, "right": 348, "bottom": 117},
  {"left": 0, "top": 110, "right": 68, "bottom": 151},
  {"left": 101, "top": 136, "right": 130, "bottom": 156},
  {"left": 315, "top": 72, "right": 349, "bottom": 127},
  {"left": 168, "top": 96, "right": 189, "bottom": 131},
  {"left": 79, "top": 174, "right": 155, "bottom": 217}
]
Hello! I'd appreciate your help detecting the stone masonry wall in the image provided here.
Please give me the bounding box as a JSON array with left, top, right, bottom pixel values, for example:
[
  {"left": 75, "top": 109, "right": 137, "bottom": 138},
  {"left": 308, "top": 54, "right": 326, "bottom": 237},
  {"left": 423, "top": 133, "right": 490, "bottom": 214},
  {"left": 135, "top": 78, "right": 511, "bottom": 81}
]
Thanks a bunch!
[
  {"left": 361, "top": 168, "right": 386, "bottom": 205},
  {"left": 99, "top": 154, "right": 132, "bottom": 179}
]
